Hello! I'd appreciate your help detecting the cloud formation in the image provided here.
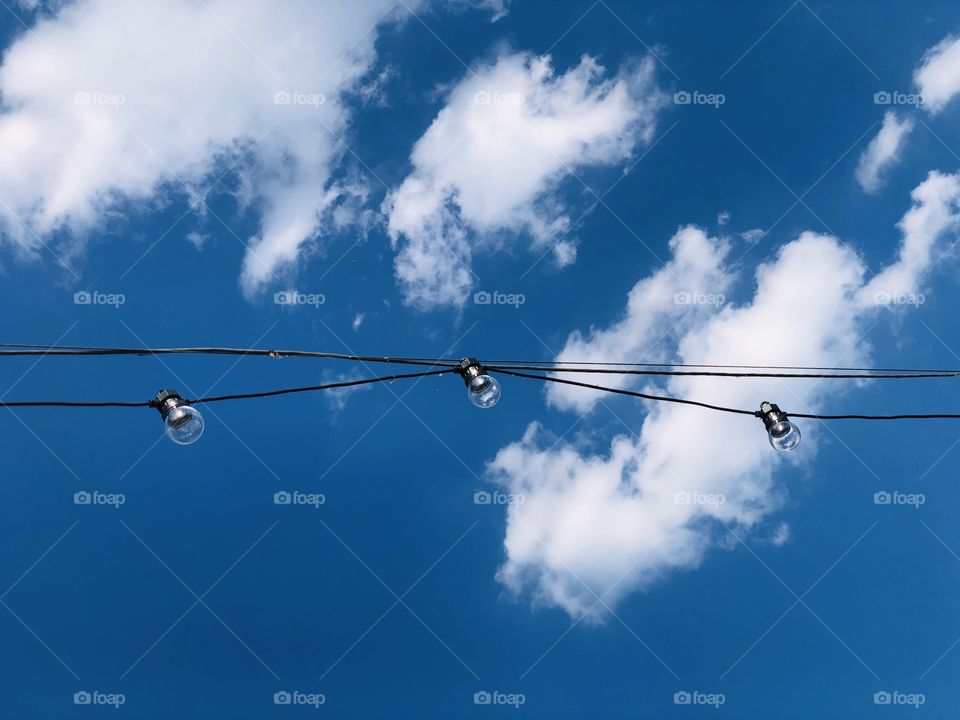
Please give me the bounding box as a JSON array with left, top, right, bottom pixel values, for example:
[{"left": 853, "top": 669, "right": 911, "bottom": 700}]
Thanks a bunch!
[
  {"left": 488, "top": 171, "right": 960, "bottom": 620},
  {"left": 384, "top": 51, "right": 666, "bottom": 309},
  {"left": 0, "top": 0, "right": 407, "bottom": 293},
  {"left": 855, "top": 111, "right": 914, "bottom": 193},
  {"left": 914, "top": 35, "right": 960, "bottom": 113}
]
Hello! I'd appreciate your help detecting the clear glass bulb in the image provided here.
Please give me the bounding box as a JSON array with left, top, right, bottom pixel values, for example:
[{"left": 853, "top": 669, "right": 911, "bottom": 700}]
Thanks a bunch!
[
  {"left": 164, "top": 403, "right": 205, "bottom": 445},
  {"left": 768, "top": 419, "right": 800, "bottom": 452},
  {"left": 467, "top": 373, "right": 501, "bottom": 409}
]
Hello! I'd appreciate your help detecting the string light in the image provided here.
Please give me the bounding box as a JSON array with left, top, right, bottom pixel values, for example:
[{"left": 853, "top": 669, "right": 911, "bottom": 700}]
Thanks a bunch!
[
  {"left": 0, "top": 343, "right": 959, "bottom": 450},
  {"left": 758, "top": 402, "right": 801, "bottom": 452},
  {"left": 153, "top": 389, "right": 204, "bottom": 445},
  {"left": 455, "top": 358, "right": 502, "bottom": 409}
]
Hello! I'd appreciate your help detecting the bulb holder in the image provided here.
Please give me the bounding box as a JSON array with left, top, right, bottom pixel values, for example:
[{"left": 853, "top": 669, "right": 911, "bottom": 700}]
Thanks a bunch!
[
  {"left": 455, "top": 358, "right": 486, "bottom": 387},
  {"left": 758, "top": 401, "right": 788, "bottom": 430},
  {"left": 153, "top": 389, "right": 189, "bottom": 418}
]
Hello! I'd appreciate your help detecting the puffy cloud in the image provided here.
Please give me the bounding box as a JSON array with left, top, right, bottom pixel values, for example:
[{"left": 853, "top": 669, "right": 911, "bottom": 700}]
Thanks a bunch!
[
  {"left": 855, "top": 111, "right": 914, "bottom": 194},
  {"left": 0, "top": 0, "right": 408, "bottom": 293},
  {"left": 488, "top": 171, "right": 960, "bottom": 620},
  {"left": 914, "top": 35, "right": 960, "bottom": 113},
  {"left": 384, "top": 51, "right": 667, "bottom": 309}
]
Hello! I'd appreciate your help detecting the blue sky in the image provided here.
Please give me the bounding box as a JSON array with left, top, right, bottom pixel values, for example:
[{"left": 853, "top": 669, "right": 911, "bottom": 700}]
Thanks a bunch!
[{"left": 2, "top": 0, "right": 960, "bottom": 717}]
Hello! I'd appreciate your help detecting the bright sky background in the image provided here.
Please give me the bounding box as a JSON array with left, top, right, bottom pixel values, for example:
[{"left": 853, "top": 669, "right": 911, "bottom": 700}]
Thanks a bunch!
[{"left": 1, "top": 0, "right": 960, "bottom": 717}]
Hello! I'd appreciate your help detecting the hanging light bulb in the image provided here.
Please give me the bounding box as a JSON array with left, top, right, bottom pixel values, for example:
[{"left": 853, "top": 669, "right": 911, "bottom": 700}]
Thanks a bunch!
[
  {"left": 456, "top": 358, "right": 501, "bottom": 409},
  {"left": 758, "top": 401, "right": 800, "bottom": 451},
  {"left": 153, "top": 389, "right": 205, "bottom": 445}
]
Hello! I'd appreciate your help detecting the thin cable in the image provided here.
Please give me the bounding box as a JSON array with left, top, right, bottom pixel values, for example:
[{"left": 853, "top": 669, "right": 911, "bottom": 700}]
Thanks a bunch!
[
  {"left": 479, "top": 358, "right": 960, "bottom": 373},
  {"left": 0, "top": 369, "right": 454, "bottom": 409},
  {"left": 789, "top": 412, "right": 960, "bottom": 420},
  {"left": 190, "top": 369, "right": 454, "bottom": 404},
  {"left": 485, "top": 364, "right": 960, "bottom": 379},
  {"left": 489, "top": 368, "right": 759, "bottom": 416},
  {"left": 0, "top": 343, "right": 957, "bottom": 379},
  {"left": 491, "top": 369, "right": 960, "bottom": 420},
  {"left": 0, "top": 400, "right": 152, "bottom": 408},
  {"left": 0, "top": 344, "right": 459, "bottom": 368}
]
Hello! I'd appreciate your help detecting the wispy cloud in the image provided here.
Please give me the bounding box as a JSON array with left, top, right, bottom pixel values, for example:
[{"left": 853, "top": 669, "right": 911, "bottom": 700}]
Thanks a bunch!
[
  {"left": 855, "top": 111, "right": 914, "bottom": 194},
  {"left": 384, "top": 50, "right": 667, "bottom": 309}
]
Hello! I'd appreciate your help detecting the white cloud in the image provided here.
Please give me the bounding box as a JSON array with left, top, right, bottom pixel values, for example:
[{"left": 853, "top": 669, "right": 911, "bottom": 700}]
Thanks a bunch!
[
  {"left": 770, "top": 522, "right": 790, "bottom": 547},
  {"left": 860, "top": 170, "right": 960, "bottom": 304},
  {"left": 488, "top": 171, "right": 960, "bottom": 620},
  {"left": 384, "top": 51, "right": 666, "bottom": 309},
  {"left": 0, "top": 0, "right": 409, "bottom": 293},
  {"left": 855, "top": 111, "right": 914, "bottom": 194},
  {"left": 185, "top": 231, "right": 209, "bottom": 251},
  {"left": 445, "top": 0, "right": 512, "bottom": 21},
  {"left": 914, "top": 35, "right": 960, "bottom": 113}
]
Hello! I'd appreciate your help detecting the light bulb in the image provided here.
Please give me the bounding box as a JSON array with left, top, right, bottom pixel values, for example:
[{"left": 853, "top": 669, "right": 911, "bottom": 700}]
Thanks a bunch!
[
  {"left": 759, "top": 401, "right": 800, "bottom": 452},
  {"left": 457, "top": 358, "right": 501, "bottom": 409},
  {"left": 467, "top": 373, "right": 501, "bottom": 409},
  {"left": 154, "top": 389, "right": 205, "bottom": 445}
]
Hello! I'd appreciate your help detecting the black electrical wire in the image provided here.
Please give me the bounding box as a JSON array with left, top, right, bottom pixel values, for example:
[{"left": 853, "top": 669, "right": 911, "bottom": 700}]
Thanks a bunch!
[
  {"left": 489, "top": 368, "right": 960, "bottom": 420},
  {"left": 484, "top": 364, "right": 960, "bottom": 379},
  {"left": 489, "top": 368, "right": 759, "bottom": 416},
  {"left": 0, "top": 400, "right": 153, "bottom": 408},
  {"left": 190, "top": 369, "right": 454, "bottom": 405},
  {"left": 477, "top": 358, "right": 960, "bottom": 373},
  {"left": 788, "top": 412, "right": 960, "bottom": 420},
  {"left": 0, "top": 343, "right": 958, "bottom": 379},
  {"left": 0, "top": 369, "right": 454, "bottom": 409},
  {"left": 0, "top": 344, "right": 459, "bottom": 368}
]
